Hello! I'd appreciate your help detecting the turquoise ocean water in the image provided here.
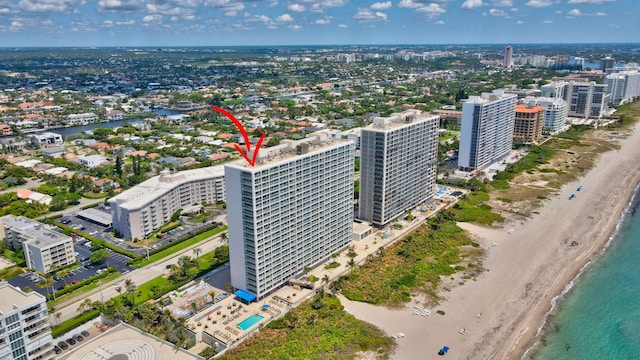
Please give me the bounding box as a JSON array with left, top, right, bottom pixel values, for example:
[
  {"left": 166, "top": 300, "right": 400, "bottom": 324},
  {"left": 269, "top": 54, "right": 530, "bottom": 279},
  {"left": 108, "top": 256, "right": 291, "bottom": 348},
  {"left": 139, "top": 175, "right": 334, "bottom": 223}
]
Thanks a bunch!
[{"left": 532, "top": 184, "right": 640, "bottom": 360}]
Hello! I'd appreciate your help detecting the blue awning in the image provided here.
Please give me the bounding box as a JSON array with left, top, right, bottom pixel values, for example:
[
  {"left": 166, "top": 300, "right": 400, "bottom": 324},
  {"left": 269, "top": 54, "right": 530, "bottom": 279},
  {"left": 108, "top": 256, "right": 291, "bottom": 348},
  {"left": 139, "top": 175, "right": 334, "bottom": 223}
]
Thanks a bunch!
[{"left": 234, "top": 289, "right": 257, "bottom": 303}]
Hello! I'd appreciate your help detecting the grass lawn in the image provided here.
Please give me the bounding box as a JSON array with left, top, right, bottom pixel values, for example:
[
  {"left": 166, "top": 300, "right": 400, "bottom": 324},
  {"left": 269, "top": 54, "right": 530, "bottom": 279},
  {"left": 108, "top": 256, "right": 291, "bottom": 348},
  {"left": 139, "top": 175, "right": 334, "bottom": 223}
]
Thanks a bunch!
[
  {"left": 47, "top": 272, "right": 121, "bottom": 309},
  {"left": 336, "top": 221, "right": 482, "bottom": 306},
  {"left": 132, "top": 226, "right": 227, "bottom": 268},
  {"left": 450, "top": 191, "right": 505, "bottom": 225},
  {"left": 219, "top": 293, "right": 395, "bottom": 360}
]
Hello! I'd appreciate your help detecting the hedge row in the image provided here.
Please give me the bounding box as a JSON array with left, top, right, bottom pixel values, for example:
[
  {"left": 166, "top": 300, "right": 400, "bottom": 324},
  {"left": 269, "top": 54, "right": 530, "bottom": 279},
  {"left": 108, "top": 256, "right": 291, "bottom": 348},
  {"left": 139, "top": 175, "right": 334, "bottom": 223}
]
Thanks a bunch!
[
  {"left": 54, "top": 222, "right": 137, "bottom": 259},
  {"left": 129, "top": 222, "right": 224, "bottom": 264},
  {"left": 46, "top": 267, "right": 117, "bottom": 301},
  {"left": 51, "top": 309, "right": 100, "bottom": 338}
]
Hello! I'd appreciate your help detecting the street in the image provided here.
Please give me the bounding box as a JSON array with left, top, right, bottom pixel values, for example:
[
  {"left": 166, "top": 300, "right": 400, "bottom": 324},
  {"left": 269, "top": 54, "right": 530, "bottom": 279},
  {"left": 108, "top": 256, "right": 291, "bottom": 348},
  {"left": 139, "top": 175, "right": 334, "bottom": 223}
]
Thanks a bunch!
[{"left": 50, "top": 231, "right": 228, "bottom": 324}]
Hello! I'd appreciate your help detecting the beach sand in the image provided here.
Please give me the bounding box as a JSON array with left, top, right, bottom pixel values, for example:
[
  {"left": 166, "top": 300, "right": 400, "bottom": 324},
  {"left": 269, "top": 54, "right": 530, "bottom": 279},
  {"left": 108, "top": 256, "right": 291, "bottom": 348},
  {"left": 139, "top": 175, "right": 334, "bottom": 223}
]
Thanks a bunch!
[{"left": 339, "top": 127, "right": 640, "bottom": 360}]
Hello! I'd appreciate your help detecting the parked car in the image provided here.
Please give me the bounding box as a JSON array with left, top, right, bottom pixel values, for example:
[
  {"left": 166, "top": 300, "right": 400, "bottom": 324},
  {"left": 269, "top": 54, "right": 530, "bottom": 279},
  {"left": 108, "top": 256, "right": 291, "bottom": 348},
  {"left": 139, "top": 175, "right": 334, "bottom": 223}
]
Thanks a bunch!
[
  {"left": 80, "top": 330, "right": 90, "bottom": 337},
  {"left": 65, "top": 338, "right": 76, "bottom": 345},
  {"left": 54, "top": 346, "right": 62, "bottom": 354},
  {"left": 57, "top": 341, "right": 68, "bottom": 350},
  {"left": 74, "top": 334, "right": 84, "bottom": 342}
]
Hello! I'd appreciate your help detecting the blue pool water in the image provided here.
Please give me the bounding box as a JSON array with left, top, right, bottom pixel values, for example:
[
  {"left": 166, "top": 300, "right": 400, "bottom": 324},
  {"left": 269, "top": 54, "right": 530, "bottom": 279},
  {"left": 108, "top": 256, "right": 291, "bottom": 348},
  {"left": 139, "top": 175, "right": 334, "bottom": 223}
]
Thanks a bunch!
[{"left": 237, "top": 314, "right": 264, "bottom": 331}]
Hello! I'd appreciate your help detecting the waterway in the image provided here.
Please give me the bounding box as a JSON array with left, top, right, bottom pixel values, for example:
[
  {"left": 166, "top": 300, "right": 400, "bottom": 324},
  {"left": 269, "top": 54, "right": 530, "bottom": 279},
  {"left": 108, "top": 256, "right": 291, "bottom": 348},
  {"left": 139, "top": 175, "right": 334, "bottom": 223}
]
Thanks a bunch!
[{"left": 34, "top": 108, "right": 180, "bottom": 138}]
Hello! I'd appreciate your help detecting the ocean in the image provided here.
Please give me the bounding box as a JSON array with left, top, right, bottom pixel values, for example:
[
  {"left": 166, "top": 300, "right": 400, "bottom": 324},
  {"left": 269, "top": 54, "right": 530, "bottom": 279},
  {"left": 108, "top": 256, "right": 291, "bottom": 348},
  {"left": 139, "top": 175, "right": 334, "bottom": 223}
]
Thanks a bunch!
[{"left": 531, "top": 184, "right": 640, "bottom": 360}]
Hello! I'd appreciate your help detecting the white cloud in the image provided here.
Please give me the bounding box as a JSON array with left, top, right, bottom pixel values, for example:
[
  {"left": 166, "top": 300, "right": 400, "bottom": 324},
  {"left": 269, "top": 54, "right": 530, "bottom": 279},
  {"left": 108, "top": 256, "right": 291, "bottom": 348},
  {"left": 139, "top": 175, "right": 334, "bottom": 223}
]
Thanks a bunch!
[
  {"left": 267, "top": 1, "right": 277, "bottom": 8},
  {"left": 525, "top": 0, "right": 552, "bottom": 7},
  {"left": 435, "top": 20, "right": 444, "bottom": 25},
  {"left": 204, "top": 0, "right": 244, "bottom": 13},
  {"left": 416, "top": 3, "right": 446, "bottom": 19},
  {"left": 555, "top": 9, "right": 562, "bottom": 14},
  {"left": 353, "top": 8, "right": 388, "bottom": 22},
  {"left": 488, "top": 8, "right": 507, "bottom": 16},
  {"left": 338, "top": 23, "right": 348, "bottom": 28},
  {"left": 98, "top": 0, "right": 142, "bottom": 12},
  {"left": 371, "top": 1, "right": 391, "bottom": 10},
  {"left": 288, "top": 24, "right": 301, "bottom": 30},
  {"left": 142, "top": 14, "right": 162, "bottom": 23},
  {"left": 568, "top": 0, "right": 614, "bottom": 3},
  {"left": 116, "top": 19, "right": 135, "bottom": 25},
  {"left": 315, "top": 16, "right": 332, "bottom": 25},
  {"left": 492, "top": 0, "right": 512, "bottom": 6},
  {"left": 461, "top": 0, "right": 483, "bottom": 9},
  {"left": 276, "top": 13, "right": 293, "bottom": 22},
  {"left": 542, "top": 20, "right": 553, "bottom": 23},
  {"left": 287, "top": 3, "right": 304, "bottom": 12},
  {"left": 18, "top": 0, "right": 84, "bottom": 13},
  {"left": 511, "top": 7, "right": 518, "bottom": 11},
  {"left": 102, "top": 20, "right": 113, "bottom": 27},
  {"left": 567, "top": 8, "right": 607, "bottom": 18},
  {"left": 398, "top": 0, "right": 422, "bottom": 9},
  {"left": 516, "top": 20, "right": 523, "bottom": 24}
]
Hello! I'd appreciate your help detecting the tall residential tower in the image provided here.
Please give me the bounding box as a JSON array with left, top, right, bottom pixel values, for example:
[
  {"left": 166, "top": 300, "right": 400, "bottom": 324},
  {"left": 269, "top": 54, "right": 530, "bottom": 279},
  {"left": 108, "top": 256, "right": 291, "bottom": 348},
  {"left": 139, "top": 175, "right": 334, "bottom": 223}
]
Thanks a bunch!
[
  {"left": 225, "top": 133, "right": 355, "bottom": 300},
  {"left": 359, "top": 109, "right": 439, "bottom": 226},
  {"left": 458, "top": 89, "right": 517, "bottom": 172}
]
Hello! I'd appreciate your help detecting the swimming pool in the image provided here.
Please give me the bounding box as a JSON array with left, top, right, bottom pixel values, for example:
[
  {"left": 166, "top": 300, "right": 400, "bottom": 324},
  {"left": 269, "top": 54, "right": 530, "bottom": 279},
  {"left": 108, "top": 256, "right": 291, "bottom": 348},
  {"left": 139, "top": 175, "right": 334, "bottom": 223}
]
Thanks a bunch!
[{"left": 237, "top": 314, "right": 264, "bottom": 331}]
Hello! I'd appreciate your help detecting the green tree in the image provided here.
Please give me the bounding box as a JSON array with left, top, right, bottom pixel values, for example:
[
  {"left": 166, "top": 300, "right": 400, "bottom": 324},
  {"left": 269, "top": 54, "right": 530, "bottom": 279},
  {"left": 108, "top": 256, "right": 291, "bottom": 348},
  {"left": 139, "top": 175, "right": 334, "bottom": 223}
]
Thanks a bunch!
[
  {"left": 89, "top": 248, "right": 110, "bottom": 265},
  {"left": 115, "top": 155, "right": 123, "bottom": 177}
]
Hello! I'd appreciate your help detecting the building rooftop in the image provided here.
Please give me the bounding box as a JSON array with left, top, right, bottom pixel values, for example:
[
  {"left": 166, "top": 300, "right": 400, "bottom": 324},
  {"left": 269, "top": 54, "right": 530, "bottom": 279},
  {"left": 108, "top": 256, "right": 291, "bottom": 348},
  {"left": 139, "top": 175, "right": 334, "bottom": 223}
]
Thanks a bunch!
[
  {"left": 0, "top": 283, "right": 44, "bottom": 314},
  {"left": 109, "top": 165, "right": 225, "bottom": 210},
  {"left": 226, "top": 131, "right": 354, "bottom": 171},
  {"left": 58, "top": 322, "right": 204, "bottom": 360},
  {"left": 515, "top": 104, "right": 545, "bottom": 113},
  {"left": 0, "top": 215, "right": 72, "bottom": 248},
  {"left": 365, "top": 109, "right": 438, "bottom": 132}
]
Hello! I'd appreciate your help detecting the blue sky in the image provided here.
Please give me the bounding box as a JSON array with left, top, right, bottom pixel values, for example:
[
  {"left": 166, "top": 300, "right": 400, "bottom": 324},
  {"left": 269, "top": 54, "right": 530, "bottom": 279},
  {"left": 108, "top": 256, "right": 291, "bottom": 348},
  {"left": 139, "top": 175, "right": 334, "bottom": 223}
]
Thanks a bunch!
[{"left": 0, "top": 0, "right": 636, "bottom": 47}]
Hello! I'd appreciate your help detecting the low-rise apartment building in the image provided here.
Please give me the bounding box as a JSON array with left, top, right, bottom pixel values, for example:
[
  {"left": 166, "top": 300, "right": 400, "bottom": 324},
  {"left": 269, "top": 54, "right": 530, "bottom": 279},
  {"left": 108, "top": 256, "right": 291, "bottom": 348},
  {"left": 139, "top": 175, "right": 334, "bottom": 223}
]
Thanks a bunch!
[
  {"left": 0, "top": 215, "right": 75, "bottom": 273},
  {"left": 109, "top": 166, "right": 226, "bottom": 241}
]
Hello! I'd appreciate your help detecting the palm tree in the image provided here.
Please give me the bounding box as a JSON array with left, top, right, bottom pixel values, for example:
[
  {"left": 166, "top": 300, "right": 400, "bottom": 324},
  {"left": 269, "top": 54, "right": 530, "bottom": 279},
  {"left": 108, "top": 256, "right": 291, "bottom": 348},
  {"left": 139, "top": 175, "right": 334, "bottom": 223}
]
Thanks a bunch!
[
  {"left": 348, "top": 258, "right": 356, "bottom": 270},
  {"left": 322, "top": 274, "right": 330, "bottom": 291},
  {"left": 124, "top": 279, "right": 136, "bottom": 305},
  {"left": 220, "top": 232, "right": 228, "bottom": 244},
  {"left": 193, "top": 247, "right": 201, "bottom": 258},
  {"left": 76, "top": 298, "right": 93, "bottom": 314}
]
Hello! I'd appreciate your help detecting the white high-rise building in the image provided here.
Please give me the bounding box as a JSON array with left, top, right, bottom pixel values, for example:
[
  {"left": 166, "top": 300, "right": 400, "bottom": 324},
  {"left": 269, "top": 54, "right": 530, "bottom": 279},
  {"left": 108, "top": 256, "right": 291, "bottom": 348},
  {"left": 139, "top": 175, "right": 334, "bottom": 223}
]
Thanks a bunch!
[
  {"left": 606, "top": 71, "right": 640, "bottom": 105},
  {"left": 0, "top": 283, "right": 54, "bottom": 360},
  {"left": 520, "top": 96, "right": 569, "bottom": 135},
  {"left": 359, "top": 110, "right": 439, "bottom": 226},
  {"left": 225, "top": 133, "right": 355, "bottom": 300},
  {"left": 458, "top": 89, "right": 518, "bottom": 172},
  {"left": 541, "top": 81, "right": 609, "bottom": 118}
]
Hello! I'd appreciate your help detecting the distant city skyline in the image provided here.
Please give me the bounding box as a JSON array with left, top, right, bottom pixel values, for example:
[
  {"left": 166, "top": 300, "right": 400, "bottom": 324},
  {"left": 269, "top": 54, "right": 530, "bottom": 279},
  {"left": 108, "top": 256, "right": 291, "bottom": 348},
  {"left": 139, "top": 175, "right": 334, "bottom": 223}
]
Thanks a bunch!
[{"left": 0, "top": 0, "right": 636, "bottom": 47}]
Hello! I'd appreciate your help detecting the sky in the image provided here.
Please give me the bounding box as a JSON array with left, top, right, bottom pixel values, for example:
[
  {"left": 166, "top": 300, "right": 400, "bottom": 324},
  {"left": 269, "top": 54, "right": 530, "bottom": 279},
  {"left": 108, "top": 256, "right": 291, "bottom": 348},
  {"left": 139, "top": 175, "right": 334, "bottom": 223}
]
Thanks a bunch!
[{"left": 0, "top": 0, "right": 636, "bottom": 47}]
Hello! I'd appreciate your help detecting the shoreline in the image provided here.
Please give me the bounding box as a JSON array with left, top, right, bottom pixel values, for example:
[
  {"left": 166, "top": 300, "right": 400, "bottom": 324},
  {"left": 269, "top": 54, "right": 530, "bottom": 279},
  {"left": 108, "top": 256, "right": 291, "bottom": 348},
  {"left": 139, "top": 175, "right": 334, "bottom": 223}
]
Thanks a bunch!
[
  {"left": 521, "top": 180, "right": 640, "bottom": 359},
  {"left": 338, "top": 127, "right": 640, "bottom": 360}
]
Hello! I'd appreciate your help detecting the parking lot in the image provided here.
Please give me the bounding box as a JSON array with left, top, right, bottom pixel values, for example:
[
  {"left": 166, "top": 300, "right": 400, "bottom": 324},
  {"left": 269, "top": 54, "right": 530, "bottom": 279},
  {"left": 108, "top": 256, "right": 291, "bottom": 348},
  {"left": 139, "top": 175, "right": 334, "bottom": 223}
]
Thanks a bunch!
[{"left": 7, "top": 237, "right": 134, "bottom": 296}]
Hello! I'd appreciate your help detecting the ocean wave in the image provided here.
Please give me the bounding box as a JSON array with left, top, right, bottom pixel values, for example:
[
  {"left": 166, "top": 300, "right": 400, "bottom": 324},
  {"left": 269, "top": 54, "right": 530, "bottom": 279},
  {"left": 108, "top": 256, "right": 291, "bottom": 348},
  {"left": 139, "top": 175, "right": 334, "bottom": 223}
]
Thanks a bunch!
[{"left": 521, "top": 181, "right": 640, "bottom": 360}]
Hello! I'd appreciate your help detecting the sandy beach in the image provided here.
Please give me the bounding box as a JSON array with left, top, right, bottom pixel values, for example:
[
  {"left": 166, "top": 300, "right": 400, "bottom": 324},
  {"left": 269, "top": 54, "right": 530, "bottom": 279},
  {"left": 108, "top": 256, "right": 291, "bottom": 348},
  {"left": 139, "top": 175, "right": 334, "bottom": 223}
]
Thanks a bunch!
[{"left": 339, "top": 126, "right": 640, "bottom": 360}]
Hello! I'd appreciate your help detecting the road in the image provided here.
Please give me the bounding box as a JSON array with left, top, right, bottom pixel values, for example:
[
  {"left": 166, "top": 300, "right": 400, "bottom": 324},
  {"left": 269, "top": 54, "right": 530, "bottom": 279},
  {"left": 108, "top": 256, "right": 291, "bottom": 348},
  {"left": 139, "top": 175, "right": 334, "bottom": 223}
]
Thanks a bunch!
[{"left": 50, "top": 231, "right": 228, "bottom": 325}]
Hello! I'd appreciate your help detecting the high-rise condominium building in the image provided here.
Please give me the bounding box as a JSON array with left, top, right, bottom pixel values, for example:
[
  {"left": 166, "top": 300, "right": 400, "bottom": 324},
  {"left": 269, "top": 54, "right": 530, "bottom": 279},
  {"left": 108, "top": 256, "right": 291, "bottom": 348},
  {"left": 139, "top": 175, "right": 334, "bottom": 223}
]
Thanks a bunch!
[
  {"left": 225, "top": 133, "right": 355, "bottom": 299},
  {"left": 541, "top": 81, "right": 609, "bottom": 119},
  {"left": 0, "top": 283, "right": 54, "bottom": 360},
  {"left": 0, "top": 215, "right": 75, "bottom": 273},
  {"left": 606, "top": 71, "right": 640, "bottom": 105},
  {"left": 514, "top": 104, "right": 544, "bottom": 144},
  {"left": 520, "top": 97, "right": 569, "bottom": 135},
  {"left": 359, "top": 109, "right": 439, "bottom": 226},
  {"left": 109, "top": 166, "right": 225, "bottom": 241},
  {"left": 458, "top": 89, "right": 518, "bottom": 172},
  {"left": 504, "top": 46, "right": 513, "bottom": 68}
]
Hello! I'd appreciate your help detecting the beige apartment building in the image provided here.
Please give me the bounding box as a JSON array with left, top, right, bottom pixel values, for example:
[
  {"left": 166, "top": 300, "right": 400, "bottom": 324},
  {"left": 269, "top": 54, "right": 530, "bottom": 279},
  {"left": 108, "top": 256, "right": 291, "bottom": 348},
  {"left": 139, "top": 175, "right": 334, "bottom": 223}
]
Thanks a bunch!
[
  {"left": 514, "top": 104, "right": 544, "bottom": 144},
  {"left": 0, "top": 215, "right": 75, "bottom": 274},
  {"left": 109, "top": 166, "right": 225, "bottom": 241}
]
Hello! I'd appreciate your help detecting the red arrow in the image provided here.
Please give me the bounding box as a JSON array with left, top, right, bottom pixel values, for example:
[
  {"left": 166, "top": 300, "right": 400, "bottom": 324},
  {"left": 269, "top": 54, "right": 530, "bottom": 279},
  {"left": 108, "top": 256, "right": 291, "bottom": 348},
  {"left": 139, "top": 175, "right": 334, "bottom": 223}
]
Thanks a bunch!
[{"left": 212, "top": 106, "right": 265, "bottom": 166}]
